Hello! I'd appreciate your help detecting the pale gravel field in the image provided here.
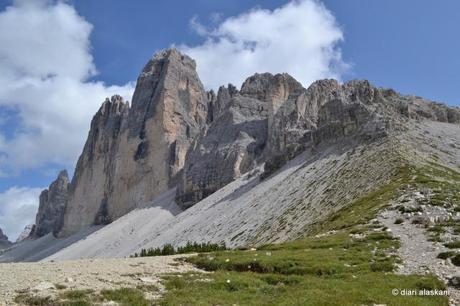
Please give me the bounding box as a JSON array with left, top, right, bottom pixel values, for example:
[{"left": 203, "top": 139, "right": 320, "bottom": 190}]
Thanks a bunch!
[{"left": 0, "top": 254, "right": 199, "bottom": 305}]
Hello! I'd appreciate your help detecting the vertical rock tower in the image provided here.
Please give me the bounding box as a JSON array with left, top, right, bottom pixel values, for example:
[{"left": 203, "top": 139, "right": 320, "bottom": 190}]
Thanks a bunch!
[
  {"left": 58, "top": 49, "right": 209, "bottom": 236},
  {"left": 32, "top": 170, "right": 70, "bottom": 237}
]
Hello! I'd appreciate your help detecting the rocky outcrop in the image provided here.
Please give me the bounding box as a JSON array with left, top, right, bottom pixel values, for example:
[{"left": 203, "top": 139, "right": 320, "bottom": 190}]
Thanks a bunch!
[
  {"left": 177, "top": 73, "right": 308, "bottom": 206},
  {"left": 176, "top": 87, "right": 269, "bottom": 207},
  {"left": 32, "top": 170, "right": 69, "bottom": 237},
  {"left": 16, "top": 224, "right": 34, "bottom": 242},
  {"left": 0, "top": 228, "right": 11, "bottom": 249},
  {"left": 58, "top": 49, "right": 209, "bottom": 236},
  {"left": 177, "top": 74, "right": 460, "bottom": 207},
  {"left": 0, "top": 228, "right": 9, "bottom": 242}
]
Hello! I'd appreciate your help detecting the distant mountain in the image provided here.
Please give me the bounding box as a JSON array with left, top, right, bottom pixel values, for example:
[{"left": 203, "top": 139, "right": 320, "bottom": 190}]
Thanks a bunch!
[
  {"left": 0, "top": 227, "right": 12, "bottom": 250},
  {"left": 16, "top": 224, "right": 35, "bottom": 243}
]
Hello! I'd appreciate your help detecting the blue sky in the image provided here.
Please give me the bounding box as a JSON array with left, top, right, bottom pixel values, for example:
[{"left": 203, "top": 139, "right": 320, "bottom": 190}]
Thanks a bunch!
[
  {"left": 69, "top": 0, "right": 460, "bottom": 104},
  {"left": 0, "top": 0, "right": 459, "bottom": 239}
]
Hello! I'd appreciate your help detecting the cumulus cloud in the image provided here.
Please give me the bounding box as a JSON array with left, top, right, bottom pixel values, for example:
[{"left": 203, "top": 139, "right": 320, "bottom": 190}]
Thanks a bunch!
[
  {"left": 0, "top": 186, "right": 42, "bottom": 241},
  {"left": 0, "top": 0, "right": 134, "bottom": 175},
  {"left": 181, "top": 0, "right": 347, "bottom": 90}
]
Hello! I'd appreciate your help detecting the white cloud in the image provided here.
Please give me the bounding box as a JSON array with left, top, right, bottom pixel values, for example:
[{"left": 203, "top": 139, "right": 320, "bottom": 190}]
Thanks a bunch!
[
  {"left": 181, "top": 0, "right": 347, "bottom": 90},
  {"left": 0, "top": 0, "right": 134, "bottom": 175},
  {"left": 0, "top": 186, "right": 42, "bottom": 241}
]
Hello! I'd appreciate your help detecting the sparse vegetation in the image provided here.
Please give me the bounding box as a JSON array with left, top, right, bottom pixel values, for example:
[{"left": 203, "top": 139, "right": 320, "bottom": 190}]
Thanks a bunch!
[
  {"left": 15, "top": 287, "right": 153, "bottom": 306},
  {"left": 437, "top": 251, "right": 455, "bottom": 260},
  {"left": 394, "top": 218, "right": 404, "bottom": 224},
  {"left": 452, "top": 254, "right": 460, "bottom": 267},
  {"left": 55, "top": 284, "right": 67, "bottom": 290},
  {"left": 159, "top": 229, "right": 445, "bottom": 305},
  {"left": 132, "top": 241, "right": 227, "bottom": 257},
  {"left": 397, "top": 205, "right": 423, "bottom": 214},
  {"left": 100, "top": 288, "right": 150, "bottom": 306},
  {"left": 14, "top": 294, "right": 55, "bottom": 306},
  {"left": 158, "top": 166, "right": 448, "bottom": 306},
  {"left": 444, "top": 240, "right": 460, "bottom": 249}
]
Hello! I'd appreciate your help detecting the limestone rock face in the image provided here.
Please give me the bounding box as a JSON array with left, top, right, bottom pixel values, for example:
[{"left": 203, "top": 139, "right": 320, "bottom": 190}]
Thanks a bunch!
[
  {"left": 16, "top": 224, "right": 35, "bottom": 242},
  {"left": 177, "top": 87, "right": 269, "bottom": 207},
  {"left": 54, "top": 49, "right": 460, "bottom": 235},
  {"left": 0, "top": 228, "right": 9, "bottom": 242},
  {"left": 33, "top": 170, "right": 69, "bottom": 237},
  {"left": 0, "top": 228, "right": 11, "bottom": 250},
  {"left": 59, "top": 96, "right": 128, "bottom": 235},
  {"left": 177, "top": 74, "right": 460, "bottom": 208},
  {"left": 59, "top": 49, "right": 209, "bottom": 236},
  {"left": 177, "top": 73, "right": 337, "bottom": 206}
]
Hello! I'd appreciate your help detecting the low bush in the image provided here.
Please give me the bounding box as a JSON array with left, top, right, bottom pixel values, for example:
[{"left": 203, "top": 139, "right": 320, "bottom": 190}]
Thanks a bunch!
[
  {"left": 437, "top": 251, "right": 455, "bottom": 260},
  {"left": 451, "top": 254, "right": 460, "bottom": 267},
  {"left": 443, "top": 241, "right": 460, "bottom": 249},
  {"left": 132, "top": 241, "right": 227, "bottom": 257}
]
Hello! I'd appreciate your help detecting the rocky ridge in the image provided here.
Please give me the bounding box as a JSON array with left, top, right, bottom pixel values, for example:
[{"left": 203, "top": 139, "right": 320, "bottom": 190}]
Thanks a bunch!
[{"left": 29, "top": 48, "right": 460, "bottom": 238}]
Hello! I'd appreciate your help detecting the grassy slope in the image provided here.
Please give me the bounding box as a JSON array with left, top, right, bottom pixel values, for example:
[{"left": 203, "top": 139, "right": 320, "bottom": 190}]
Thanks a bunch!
[{"left": 158, "top": 165, "right": 451, "bottom": 306}]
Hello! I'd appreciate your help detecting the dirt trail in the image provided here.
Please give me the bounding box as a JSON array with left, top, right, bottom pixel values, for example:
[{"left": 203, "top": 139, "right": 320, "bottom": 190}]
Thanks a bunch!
[{"left": 379, "top": 203, "right": 460, "bottom": 305}]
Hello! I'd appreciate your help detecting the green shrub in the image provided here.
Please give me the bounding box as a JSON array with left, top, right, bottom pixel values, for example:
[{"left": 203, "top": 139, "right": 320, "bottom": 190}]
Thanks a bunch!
[
  {"left": 133, "top": 241, "right": 227, "bottom": 257},
  {"left": 437, "top": 251, "right": 455, "bottom": 260},
  {"left": 100, "top": 288, "right": 149, "bottom": 306},
  {"left": 451, "top": 254, "right": 460, "bottom": 267},
  {"left": 443, "top": 241, "right": 460, "bottom": 249},
  {"left": 14, "top": 294, "right": 54, "bottom": 306}
]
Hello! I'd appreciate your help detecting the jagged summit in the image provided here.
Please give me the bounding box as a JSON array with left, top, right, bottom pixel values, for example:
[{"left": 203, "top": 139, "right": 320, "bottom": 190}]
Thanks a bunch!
[
  {"left": 23, "top": 48, "right": 459, "bottom": 239},
  {"left": 0, "top": 227, "right": 12, "bottom": 250},
  {"left": 32, "top": 169, "right": 70, "bottom": 238},
  {"left": 57, "top": 48, "right": 209, "bottom": 236},
  {"left": 16, "top": 224, "right": 34, "bottom": 243},
  {"left": 0, "top": 228, "right": 9, "bottom": 242}
]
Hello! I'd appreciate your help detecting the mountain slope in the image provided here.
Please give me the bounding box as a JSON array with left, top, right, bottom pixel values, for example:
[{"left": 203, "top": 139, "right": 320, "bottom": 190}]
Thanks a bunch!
[{"left": 43, "top": 120, "right": 459, "bottom": 261}]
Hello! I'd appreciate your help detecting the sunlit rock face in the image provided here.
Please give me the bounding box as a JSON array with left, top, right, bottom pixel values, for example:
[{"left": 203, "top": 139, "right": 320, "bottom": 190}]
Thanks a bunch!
[
  {"left": 53, "top": 48, "right": 460, "bottom": 236},
  {"left": 58, "top": 49, "right": 209, "bottom": 236}
]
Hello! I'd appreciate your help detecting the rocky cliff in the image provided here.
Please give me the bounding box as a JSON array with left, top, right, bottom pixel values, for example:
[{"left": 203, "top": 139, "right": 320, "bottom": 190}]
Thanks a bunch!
[
  {"left": 51, "top": 48, "right": 460, "bottom": 236},
  {"left": 58, "top": 49, "right": 209, "bottom": 236},
  {"left": 0, "top": 228, "right": 11, "bottom": 250},
  {"left": 16, "top": 224, "right": 34, "bottom": 242},
  {"left": 176, "top": 74, "right": 460, "bottom": 206},
  {"left": 32, "top": 170, "right": 69, "bottom": 237}
]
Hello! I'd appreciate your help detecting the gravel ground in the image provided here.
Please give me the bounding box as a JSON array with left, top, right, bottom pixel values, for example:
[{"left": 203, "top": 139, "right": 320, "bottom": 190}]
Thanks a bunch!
[
  {"left": 379, "top": 203, "right": 460, "bottom": 305},
  {"left": 0, "top": 254, "right": 199, "bottom": 305}
]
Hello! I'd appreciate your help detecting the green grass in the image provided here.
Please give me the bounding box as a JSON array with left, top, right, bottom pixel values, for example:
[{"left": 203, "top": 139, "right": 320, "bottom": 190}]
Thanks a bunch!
[
  {"left": 59, "top": 289, "right": 94, "bottom": 300},
  {"left": 15, "top": 287, "right": 153, "bottom": 306},
  {"left": 158, "top": 165, "right": 450, "bottom": 306},
  {"left": 157, "top": 163, "right": 460, "bottom": 305},
  {"left": 100, "top": 288, "right": 150, "bottom": 306},
  {"left": 443, "top": 241, "right": 460, "bottom": 249},
  {"left": 160, "top": 230, "right": 446, "bottom": 306},
  {"left": 14, "top": 294, "right": 55, "bottom": 306},
  {"left": 437, "top": 251, "right": 456, "bottom": 260},
  {"left": 452, "top": 254, "right": 460, "bottom": 267}
]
